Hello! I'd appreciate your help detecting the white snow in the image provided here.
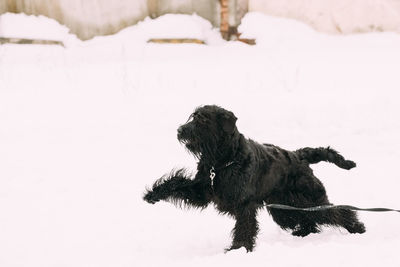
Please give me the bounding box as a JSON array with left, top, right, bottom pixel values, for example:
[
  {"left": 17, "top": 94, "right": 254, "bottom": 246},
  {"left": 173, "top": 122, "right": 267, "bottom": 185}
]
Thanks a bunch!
[
  {"left": 0, "top": 12, "right": 80, "bottom": 46},
  {"left": 84, "top": 13, "right": 224, "bottom": 45},
  {"left": 0, "top": 12, "right": 400, "bottom": 267}
]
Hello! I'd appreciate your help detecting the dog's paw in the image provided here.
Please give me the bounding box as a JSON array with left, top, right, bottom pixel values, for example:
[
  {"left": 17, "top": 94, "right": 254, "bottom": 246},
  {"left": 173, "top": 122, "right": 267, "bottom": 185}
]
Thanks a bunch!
[
  {"left": 292, "top": 229, "right": 312, "bottom": 237},
  {"left": 346, "top": 222, "right": 366, "bottom": 234},
  {"left": 342, "top": 160, "right": 356, "bottom": 170},
  {"left": 292, "top": 225, "right": 320, "bottom": 237},
  {"left": 143, "top": 190, "right": 160, "bottom": 204},
  {"left": 225, "top": 242, "right": 254, "bottom": 253}
]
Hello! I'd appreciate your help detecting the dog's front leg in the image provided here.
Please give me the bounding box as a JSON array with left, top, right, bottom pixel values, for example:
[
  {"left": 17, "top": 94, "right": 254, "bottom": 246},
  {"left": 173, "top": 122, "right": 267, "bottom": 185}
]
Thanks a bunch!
[
  {"left": 226, "top": 204, "right": 259, "bottom": 252},
  {"left": 143, "top": 169, "right": 212, "bottom": 208}
]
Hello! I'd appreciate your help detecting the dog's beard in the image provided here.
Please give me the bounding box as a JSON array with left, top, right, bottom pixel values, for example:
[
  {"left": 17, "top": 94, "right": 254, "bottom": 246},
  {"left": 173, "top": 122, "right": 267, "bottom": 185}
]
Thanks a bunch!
[
  {"left": 178, "top": 138, "right": 202, "bottom": 159},
  {"left": 179, "top": 135, "right": 222, "bottom": 163},
  {"left": 177, "top": 120, "right": 225, "bottom": 162}
]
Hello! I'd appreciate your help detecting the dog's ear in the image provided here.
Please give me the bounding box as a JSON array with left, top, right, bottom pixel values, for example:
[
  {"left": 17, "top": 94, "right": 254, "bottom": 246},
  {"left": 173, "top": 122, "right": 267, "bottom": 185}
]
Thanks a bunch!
[{"left": 220, "top": 111, "right": 237, "bottom": 133}]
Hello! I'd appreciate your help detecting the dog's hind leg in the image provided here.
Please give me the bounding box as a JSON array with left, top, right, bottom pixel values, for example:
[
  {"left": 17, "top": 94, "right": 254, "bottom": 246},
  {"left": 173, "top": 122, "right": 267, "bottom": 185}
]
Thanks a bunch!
[
  {"left": 321, "top": 209, "right": 366, "bottom": 234},
  {"left": 226, "top": 204, "right": 259, "bottom": 252},
  {"left": 335, "top": 209, "right": 366, "bottom": 234},
  {"left": 295, "top": 147, "right": 356, "bottom": 170},
  {"left": 143, "top": 169, "right": 212, "bottom": 208},
  {"left": 268, "top": 209, "right": 320, "bottom": 237}
]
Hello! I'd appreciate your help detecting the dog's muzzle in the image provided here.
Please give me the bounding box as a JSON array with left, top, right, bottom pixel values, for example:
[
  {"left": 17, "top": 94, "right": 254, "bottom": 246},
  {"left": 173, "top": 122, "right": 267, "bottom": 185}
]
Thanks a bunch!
[
  {"left": 177, "top": 125, "right": 186, "bottom": 141},
  {"left": 177, "top": 123, "right": 194, "bottom": 141},
  {"left": 177, "top": 124, "right": 198, "bottom": 150},
  {"left": 177, "top": 125, "right": 184, "bottom": 136}
]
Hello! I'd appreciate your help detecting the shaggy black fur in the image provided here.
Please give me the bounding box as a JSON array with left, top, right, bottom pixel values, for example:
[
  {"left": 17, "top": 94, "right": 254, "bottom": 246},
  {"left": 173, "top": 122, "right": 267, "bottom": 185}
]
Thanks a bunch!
[{"left": 143, "top": 105, "right": 365, "bottom": 252}]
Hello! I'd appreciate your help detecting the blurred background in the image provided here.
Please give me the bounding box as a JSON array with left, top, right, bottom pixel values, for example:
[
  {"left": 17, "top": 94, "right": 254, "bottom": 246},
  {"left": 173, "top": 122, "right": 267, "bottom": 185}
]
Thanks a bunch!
[{"left": 1, "top": 0, "right": 400, "bottom": 40}]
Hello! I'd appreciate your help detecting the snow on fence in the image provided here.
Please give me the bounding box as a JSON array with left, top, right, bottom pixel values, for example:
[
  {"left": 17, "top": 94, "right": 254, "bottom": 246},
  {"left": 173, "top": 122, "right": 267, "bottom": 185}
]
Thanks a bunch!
[
  {"left": 0, "top": 0, "right": 247, "bottom": 40},
  {"left": 0, "top": 0, "right": 399, "bottom": 41}
]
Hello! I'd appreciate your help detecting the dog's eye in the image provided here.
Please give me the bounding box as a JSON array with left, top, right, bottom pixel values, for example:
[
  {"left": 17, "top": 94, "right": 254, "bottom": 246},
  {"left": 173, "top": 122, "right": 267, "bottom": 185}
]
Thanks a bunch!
[{"left": 196, "top": 115, "right": 208, "bottom": 123}]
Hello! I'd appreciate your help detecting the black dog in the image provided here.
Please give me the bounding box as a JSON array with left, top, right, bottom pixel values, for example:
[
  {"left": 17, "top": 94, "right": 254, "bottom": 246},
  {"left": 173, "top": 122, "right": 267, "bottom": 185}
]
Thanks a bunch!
[{"left": 143, "top": 105, "right": 365, "bottom": 252}]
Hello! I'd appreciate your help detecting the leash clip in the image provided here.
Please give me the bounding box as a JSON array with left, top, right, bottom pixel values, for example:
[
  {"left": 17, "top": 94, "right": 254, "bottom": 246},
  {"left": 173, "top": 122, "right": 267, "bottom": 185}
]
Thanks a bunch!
[{"left": 210, "top": 167, "right": 216, "bottom": 186}]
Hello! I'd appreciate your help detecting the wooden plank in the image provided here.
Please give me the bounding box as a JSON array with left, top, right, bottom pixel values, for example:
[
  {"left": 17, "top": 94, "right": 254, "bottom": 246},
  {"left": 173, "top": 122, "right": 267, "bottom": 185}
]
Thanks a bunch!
[
  {"left": 147, "top": 38, "right": 205, "bottom": 44},
  {"left": 237, "top": 38, "right": 256, "bottom": 45},
  {"left": 0, "top": 37, "right": 64, "bottom": 46}
]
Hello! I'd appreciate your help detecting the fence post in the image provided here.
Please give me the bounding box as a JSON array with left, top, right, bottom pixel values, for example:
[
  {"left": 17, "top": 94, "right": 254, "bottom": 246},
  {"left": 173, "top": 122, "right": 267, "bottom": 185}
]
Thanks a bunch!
[
  {"left": 147, "top": 0, "right": 157, "bottom": 18},
  {"left": 219, "top": 0, "right": 230, "bottom": 40}
]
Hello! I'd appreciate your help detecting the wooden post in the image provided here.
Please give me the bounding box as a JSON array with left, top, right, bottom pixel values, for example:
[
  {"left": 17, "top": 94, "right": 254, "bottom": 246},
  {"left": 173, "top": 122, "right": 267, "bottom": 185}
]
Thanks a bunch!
[
  {"left": 219, "top": 0, "right": 230, "bottom": 40},
  {"left": 147, "top": 0, "right": 158, "bottom": 19}
]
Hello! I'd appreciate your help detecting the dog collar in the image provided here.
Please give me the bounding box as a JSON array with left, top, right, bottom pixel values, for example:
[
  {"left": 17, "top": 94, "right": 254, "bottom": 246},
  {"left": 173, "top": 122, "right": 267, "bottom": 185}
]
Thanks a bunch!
[
  {"left": 214, "top": 161, "right": 235, "bottom": 171},
  {"left": 209, "top": 161, "right": 235, "bottom": 187}
]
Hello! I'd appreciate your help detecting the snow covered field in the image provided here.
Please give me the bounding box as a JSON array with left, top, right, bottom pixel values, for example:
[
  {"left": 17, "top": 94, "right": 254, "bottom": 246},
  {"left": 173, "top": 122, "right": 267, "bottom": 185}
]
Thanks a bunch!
[{"left": 1, "top": 12, "right": 400, "bottom": 267}]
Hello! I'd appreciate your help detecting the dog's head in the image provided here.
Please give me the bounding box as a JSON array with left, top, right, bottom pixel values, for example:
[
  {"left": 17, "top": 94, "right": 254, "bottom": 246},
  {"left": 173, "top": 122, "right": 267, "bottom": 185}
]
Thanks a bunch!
[{"left": 177, "top": 105, "right": 238, "bottom": 159}]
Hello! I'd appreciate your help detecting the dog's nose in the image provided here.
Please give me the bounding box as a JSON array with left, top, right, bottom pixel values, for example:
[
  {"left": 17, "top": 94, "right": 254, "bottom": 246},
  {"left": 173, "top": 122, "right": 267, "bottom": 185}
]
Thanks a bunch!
[{"left": 177, "top": 126, "right": 184, "bottom": 136}]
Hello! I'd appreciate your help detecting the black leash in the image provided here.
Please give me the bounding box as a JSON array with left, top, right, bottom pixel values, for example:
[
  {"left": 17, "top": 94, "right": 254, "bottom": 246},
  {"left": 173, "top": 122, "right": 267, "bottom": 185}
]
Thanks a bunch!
[
  {"left": 267, "top": 204, "right": 400, "bottom": 213},
  {"left": 208, "top": 165, "right": 399, "bottom": 213}
]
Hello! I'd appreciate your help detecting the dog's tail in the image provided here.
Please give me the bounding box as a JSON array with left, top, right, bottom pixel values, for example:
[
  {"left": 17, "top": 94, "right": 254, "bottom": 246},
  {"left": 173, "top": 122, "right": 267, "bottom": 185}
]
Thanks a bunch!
[{"left": 295, "top": 147, "right": 356, "bottom": 170}]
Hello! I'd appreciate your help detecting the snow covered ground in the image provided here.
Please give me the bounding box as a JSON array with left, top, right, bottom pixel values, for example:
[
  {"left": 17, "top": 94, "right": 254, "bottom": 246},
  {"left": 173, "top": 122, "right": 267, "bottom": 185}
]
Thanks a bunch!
[{"left": 1, "top": 12, "right": 400, "bottom": 267}]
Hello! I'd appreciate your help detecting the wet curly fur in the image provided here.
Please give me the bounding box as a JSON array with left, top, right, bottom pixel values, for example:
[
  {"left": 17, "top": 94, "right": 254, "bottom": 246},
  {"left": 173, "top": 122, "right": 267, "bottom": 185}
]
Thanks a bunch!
[{"left": 143, "top": 105, "right": 365, "bottom": 252}]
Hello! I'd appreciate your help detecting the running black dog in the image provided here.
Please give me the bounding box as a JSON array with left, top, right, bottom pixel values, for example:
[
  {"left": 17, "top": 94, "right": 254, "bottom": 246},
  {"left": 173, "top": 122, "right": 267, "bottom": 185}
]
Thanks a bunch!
[{"left": 143, "top": 105, "right": 365, "bottom": 252}]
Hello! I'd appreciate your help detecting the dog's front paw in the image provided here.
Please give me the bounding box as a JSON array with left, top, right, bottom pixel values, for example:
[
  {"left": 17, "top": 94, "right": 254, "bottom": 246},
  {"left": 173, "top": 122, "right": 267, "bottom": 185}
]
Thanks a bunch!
[
  {"left": 143, "top": 190, "right": 160, "bottom": 204},
  {"left": 342, "top": 160, "right": 356, "bottom": 170}
]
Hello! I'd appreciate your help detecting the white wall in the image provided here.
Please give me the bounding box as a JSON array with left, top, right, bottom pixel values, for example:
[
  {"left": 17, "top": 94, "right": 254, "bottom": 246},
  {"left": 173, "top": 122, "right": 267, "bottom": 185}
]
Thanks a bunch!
[
  {"left": 150, "top": 0, "right": 218, "bottom": 22},
  {"left": 249, "top": 0, "right": 400, "bottom": 34},
  {"left": 57, "top": 0, "right": 149, "bottom": 39}
]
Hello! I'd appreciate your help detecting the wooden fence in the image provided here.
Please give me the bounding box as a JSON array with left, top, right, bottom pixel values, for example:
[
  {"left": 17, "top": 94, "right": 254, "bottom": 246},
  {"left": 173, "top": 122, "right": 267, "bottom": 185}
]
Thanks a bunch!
[{"left": 0, "top": 0, "right": 248, "bottom": 40}]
